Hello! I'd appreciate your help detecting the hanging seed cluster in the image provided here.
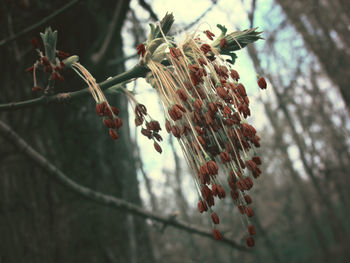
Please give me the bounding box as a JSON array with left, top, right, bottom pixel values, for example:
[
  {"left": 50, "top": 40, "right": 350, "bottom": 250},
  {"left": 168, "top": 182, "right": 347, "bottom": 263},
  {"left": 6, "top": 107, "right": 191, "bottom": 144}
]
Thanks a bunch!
[
  {"left": 26, "top": 24, "right": 266, "bottom": 247},
  {"left": 70, "top": 62, "right": 124, "bottom": 140},
  {"left": 134, "top": 103, "right": 163, "bottom": 153},
  {"left": 141, "top": 29, "right": 267, "bottom": 247}
]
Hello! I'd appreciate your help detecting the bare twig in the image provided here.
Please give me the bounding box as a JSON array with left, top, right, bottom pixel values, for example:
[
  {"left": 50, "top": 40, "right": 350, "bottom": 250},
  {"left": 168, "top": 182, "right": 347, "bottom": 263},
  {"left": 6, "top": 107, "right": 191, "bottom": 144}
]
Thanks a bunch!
[
  {"left": 134, "top": 137, "right": 159, "bottom": 211},
  {"left": 6, "top": 13, "right": 21, "bottom": 60},
  {"left": 0, "top": 120, "right": 247, "bottom": 250},
  {"left": 91, "top": 0, "right": 124, "bottom": 64},
  {"left": 0, "top": 0, "right": 81, "bottom": 47},
  {"left": 248, "top": 0, "right": 257, "bottom": 28},
  {"left": 108, "top": 53, "right": 139, "bottom": 67},
  {"left": 183, "top": 0, "right": 218, "bottom": 31},
  {"left": 138, "top": 0, "right": 159, "bottom": 21},
  {"left": 0, "top": 21, "right": 261, "bottom": 112},
  {"left": 169, "top": 136, "right": 189, "bottom": 217}
]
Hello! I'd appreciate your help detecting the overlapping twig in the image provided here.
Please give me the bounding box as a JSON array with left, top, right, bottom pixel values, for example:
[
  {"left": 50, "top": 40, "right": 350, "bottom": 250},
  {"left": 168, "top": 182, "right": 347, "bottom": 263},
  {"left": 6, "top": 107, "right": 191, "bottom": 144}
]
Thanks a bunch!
[
  {"left": 0, "top": 120, "right": 247, "bottom": 250},
  {"left": 0, "top": 0, "right": 81, "bottom": 47}
]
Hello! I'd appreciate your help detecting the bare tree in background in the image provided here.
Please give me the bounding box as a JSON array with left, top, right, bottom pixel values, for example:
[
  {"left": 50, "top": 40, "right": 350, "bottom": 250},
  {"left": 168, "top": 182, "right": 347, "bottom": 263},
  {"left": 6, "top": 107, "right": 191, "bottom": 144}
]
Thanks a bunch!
[
  {"left": 276, "top": 0, "right": 350, "bottom": 109},
  {"left": 243, "top": 1, "right": 350, "bottom": 262}
]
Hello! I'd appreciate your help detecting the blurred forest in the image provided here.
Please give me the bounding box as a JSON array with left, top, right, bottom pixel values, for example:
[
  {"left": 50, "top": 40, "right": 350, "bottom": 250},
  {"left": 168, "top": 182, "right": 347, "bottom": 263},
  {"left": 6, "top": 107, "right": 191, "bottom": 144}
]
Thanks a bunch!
[{"left": 0, "top": 0, "right": 349, "bottom": 263}]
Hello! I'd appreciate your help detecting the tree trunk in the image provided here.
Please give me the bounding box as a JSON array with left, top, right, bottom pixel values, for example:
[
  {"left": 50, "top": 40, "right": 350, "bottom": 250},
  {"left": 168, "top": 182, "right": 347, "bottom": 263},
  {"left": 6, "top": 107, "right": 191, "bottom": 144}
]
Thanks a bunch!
[{"left": 0, "top": 1, "right": 155, "bottom": 262}]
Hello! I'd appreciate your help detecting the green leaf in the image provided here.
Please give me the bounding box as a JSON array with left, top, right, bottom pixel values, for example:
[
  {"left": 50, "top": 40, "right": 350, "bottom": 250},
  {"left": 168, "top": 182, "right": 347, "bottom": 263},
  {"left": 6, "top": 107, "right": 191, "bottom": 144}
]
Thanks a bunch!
[
  {"left": 217, "top": 24, "right": 227, "bottom": 35},
  {"left": 40, "top": 27, "right": 58, "bottom": 63},
  {"left": 157, "top": 12, "right": 174, "bottom": 38},
  {"left": 148, "top": 12, "right": 175, "bottom": 41},
  {"left": 220, "top": 51, "right": 237, "bottom": 65}
]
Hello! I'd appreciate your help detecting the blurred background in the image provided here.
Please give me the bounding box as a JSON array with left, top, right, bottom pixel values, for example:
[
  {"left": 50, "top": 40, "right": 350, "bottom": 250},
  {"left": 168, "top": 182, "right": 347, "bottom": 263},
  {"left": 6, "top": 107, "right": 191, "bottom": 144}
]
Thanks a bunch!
[{"left": 0, "top": 0, "right": 349, "bottom": 262}]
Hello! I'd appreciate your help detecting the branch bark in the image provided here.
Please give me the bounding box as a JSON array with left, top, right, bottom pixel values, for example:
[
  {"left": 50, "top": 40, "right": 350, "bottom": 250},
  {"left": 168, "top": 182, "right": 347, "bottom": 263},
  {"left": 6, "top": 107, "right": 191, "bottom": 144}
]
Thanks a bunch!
[
  {"left": 0, "top": 64, "right": 147, "bottom": 112},
  {"left": 0, "top": 119, "right": 247, "bottom": 251}
]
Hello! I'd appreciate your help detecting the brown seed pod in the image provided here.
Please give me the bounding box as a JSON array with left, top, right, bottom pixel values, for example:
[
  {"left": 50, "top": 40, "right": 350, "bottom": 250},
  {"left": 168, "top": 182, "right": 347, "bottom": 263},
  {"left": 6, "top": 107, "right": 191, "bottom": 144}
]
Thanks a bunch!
[{"left": 211, "top": 212, "right": 220, "bottom": 224}]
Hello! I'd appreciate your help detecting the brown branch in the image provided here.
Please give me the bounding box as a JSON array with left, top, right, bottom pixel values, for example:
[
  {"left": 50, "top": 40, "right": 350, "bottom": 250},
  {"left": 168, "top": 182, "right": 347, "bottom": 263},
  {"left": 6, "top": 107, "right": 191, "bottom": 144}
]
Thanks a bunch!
[
  {"left": 0, "top": 120, "right": 247, "bottom": 251},
  {"left": 0, "top": 24, "right": 261, "bottom": 113},
  {"left": 138, "top": 0, "right": 159, "bottom": 21},
  {"left": 248, "top": 0, "right": 257, "bottom": 28},
  {"left": 0, "top": 0, "right": 81, "bottom": 47}
]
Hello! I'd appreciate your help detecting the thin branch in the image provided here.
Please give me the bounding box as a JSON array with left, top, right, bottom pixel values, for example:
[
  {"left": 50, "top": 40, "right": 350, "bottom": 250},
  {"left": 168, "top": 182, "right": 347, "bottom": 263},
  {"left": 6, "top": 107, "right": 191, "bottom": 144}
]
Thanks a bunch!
[
  {"left": 169, "top": 136, "right": 189, "bottom": 217},
  {"left": 108, "top": 54, "right": 138, "bottom": 66},
  {"left": 6, "top": 12, "right": 21, "bottom": 61},
  {"left": 0, "top": 64, "right": 147, "bottom": 111},
  {"left": 0, "top": 0, "right": 81, "bottom": 47},
  {"left": 138, "top": 0, "right": 159, "bottom": 21},
  {"left": 0, "top": 24, "right": 261, "bottom": 112},
  {"left": 0, "top": 120, "right": 247, "bottom": 250},
  {"left": 91, "top": 0, "right": 124, "bottom": 64},
  {"left": 183, "top": 0, "right": 218, "bottom": 31},
  {"left": 134, "top": 136, "right": 159, "bottom": 211},
  {"left": 129, "top": 8, "right": 146, "bottom": 48},
  {"left": 248, "top": 0, "right": 257, "bottom": 28}
]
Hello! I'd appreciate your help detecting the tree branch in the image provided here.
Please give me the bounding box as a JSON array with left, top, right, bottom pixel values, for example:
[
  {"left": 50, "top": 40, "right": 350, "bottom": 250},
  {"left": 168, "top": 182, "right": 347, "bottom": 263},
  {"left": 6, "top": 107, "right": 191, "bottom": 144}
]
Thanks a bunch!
[
  {"left": 138, "top": 0, "right": 159, "bottom": 21},
  {"left": 91, "top": 0, "right": 124, "bottom": 64},
  {"left": 248, "top": 0, "right": 257, "bottom": 28},
  {"left": 0, "top": 64, "right": 147, "bottom": 111},
  {"left": 183, "top": 0, "right": 218, "bottom": 31},
  {"left": 0, "top": 0, "right": 81, "bottom": 47},
  {"left": 0, "top": 24, "right": 261, "bottom": 112},
  {"left": 0, "top": 120, "right": 247, "bottom": 250}
]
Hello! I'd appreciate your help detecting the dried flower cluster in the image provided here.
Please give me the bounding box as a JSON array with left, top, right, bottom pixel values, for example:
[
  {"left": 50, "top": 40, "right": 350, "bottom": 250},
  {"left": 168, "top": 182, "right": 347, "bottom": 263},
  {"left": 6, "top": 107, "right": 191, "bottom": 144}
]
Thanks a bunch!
[
  {"left": 123, "top": 90, "right": 163, "bottom": 153},
  {"left": 70, "top": 62, "right": 124, "bottom": 140},
  {"left": 140, "top": 27, "right": 267, "bottom": 247},
  {"left": 26, "top": 21, "right": 266, "bottom": 247}
]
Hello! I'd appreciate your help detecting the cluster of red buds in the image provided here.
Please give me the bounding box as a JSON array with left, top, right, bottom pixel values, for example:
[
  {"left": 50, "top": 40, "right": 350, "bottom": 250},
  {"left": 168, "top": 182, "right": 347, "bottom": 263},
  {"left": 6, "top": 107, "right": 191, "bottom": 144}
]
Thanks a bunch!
[
  {"left": 136, "top": 43, "right": 146, "bottom": 57},
  {"left": 141, "top": 28, "right": 267, "bottom": 247},
  {"left": 96, "top": 101, "right": 123, "bottom": 140},
  {"left": 257, "top": 76, "right": 267, "bottom": 90},
  {"left": 68, "top": 59, "right": 126, "bottom": 141},
  {"left": 25, "top": 37, "right": 69, "bottom": 92},
  {"left": 134, "top": 103, "right": 163, "bottom": 153},
  {"left": 26, "top": 31, "right": 152, "bottom": 147}
]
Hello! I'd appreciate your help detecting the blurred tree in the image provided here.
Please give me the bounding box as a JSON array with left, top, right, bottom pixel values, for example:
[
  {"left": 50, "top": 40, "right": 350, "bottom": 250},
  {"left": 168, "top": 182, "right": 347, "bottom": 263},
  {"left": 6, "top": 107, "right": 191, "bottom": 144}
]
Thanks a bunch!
[
  {"left": 244, "top": 1, "right": 350, "bottom": 261},
  {"left": 275, "top": 0, "right": 350, "bottom": 109}
]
